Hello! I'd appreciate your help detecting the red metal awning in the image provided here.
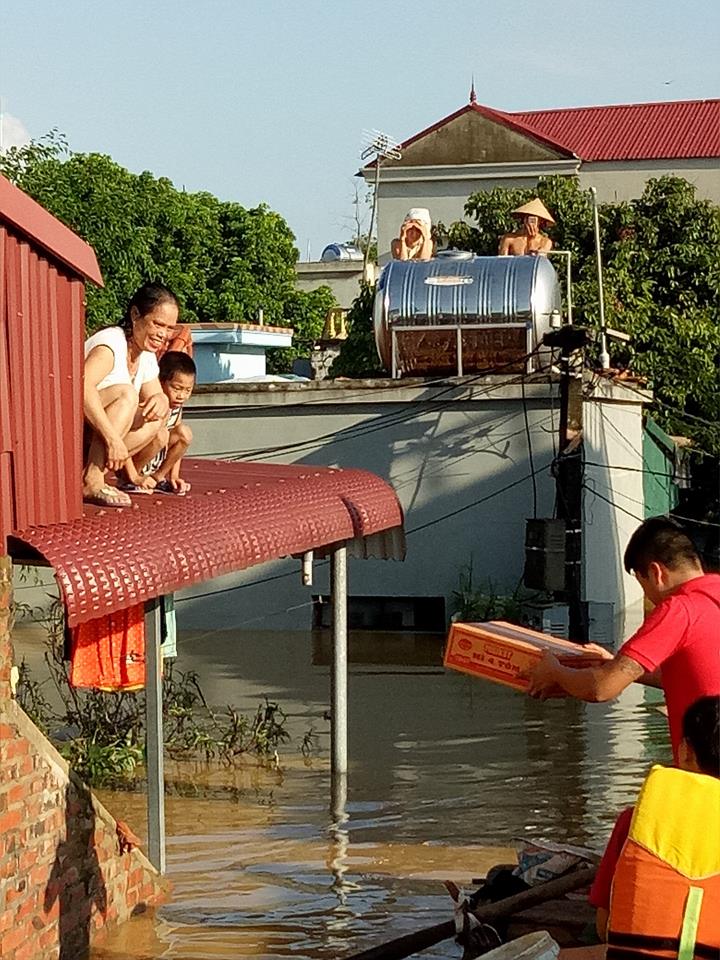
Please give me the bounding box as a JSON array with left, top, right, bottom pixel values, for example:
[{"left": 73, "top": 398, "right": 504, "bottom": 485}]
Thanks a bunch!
[{"left": 9, "top": 459, "right": 404, "bottom": 626}]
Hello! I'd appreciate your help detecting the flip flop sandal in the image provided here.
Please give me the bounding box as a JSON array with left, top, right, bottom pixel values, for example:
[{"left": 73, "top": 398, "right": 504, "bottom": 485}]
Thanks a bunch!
[
  {"left": 84, "top": 485, "right": 132, "bottom": 508},
  {"left": 118, "top": 481, "right": 154, "bottom": 495},
  {"left": 154, "top": 480, "right": 188, "bottom": 496}
]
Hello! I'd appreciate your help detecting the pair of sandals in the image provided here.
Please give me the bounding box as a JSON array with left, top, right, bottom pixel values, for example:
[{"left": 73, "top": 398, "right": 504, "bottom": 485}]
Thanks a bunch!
[{"left": 85, "top": 479, "right": 189, "bottom": 509}]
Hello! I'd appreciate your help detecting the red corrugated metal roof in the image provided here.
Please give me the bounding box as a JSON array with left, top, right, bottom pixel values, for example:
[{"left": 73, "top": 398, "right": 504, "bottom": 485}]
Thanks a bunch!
[
  {"left": 367, "top": 99, "right": 720, "bottom": 171},
  {"left": 9, "top": 458, "right": 404, "bottom": 627},
  {"left": 2, "top": 229, "right": 85, "bottom": 536},
  {"left": 511, "top": 99, "right": 720, "bottom": 161},
  {"left": 0, "top": 174, "right": 103, "bottom": 285}
]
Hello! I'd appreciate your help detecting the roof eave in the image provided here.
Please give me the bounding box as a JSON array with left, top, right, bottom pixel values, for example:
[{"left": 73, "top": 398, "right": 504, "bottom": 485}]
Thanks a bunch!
[{"left": 0, "top": 174, "right": 103, "bottom": 287}]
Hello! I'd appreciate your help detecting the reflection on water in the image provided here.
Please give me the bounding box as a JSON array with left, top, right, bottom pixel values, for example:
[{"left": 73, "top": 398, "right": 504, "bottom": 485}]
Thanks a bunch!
[{"left": 91, "top": 629, "right": 670, "bottom": 960}]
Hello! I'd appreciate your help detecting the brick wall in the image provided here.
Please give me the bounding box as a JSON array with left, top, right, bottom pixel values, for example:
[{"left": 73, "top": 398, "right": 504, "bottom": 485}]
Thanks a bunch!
[{"left": 0, "top": 557, "right": 166, "bottom": 960}]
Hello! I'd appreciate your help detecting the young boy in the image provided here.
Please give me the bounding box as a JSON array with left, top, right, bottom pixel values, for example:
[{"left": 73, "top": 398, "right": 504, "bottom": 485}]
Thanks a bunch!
[
  {"left": 123, "top": 351, "right": 196, "bottom": 495},
  {"left": 590, "top": 695, "right": 720, "bottom": 941}
]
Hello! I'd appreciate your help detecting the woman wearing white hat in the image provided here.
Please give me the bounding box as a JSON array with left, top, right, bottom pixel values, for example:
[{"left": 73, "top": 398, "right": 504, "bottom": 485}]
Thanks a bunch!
[
  {"left": 498, "top": 198, "right": 555, "bottom": 256},
  {"left": 391, "top": 207, "right": 435, "bottom": 261}
]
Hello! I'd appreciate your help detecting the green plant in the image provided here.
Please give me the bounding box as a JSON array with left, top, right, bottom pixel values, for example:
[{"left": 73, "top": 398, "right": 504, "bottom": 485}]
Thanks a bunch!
[
  {"left": 450, "top": 559, "right": 529, "bottom": 623},
  {"left": 14, "top": 577, "right": 300, "bottom": 786}
]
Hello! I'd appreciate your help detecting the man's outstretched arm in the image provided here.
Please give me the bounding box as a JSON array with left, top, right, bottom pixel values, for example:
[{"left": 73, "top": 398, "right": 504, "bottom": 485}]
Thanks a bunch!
[{"left": 528, "top": 653, "right": 645, "bottom": 702}]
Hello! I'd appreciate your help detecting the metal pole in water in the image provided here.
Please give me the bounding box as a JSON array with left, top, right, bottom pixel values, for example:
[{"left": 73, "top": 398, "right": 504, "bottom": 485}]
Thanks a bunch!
[
  {"left": 330, "top": 545, "right": 348, "bottom": 778},
  {"left": 590, "top": 187, "right": 610, "bottom": 369},
  {"left": 145, "top": 597, "right": 166, "bottom": 874}
]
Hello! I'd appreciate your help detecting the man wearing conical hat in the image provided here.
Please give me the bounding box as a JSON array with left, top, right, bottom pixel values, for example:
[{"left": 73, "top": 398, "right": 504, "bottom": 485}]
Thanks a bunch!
[{"left": 498, "top": 198, "right": 555, "bottom": 256}]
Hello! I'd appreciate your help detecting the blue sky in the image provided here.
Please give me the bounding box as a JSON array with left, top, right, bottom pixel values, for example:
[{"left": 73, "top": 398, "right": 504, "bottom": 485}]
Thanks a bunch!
[{"left": 2, "top": 0, "right": 718, "bottom": 258}]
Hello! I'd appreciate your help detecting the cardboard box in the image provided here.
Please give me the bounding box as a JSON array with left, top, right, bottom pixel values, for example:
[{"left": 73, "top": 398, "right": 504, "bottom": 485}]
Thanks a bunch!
[{"left": 443, "top": 620, "right": 613, "bottom": 693}]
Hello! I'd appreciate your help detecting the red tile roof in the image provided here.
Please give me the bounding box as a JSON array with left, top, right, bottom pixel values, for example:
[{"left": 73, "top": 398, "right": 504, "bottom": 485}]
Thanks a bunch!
[
  {"left": 510, "top": 99, "right": 720, "bottom": 162},
  {"left": 9, "top": 459, "right": 404, "bottom": 626},
  {"left": 379, "top": 99, "right": 720, "bottom": 169}
]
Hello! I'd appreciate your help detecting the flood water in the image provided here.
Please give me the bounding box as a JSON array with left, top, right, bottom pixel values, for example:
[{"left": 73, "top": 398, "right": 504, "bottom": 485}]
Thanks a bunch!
[{"left": 84, "top": 628, "right": 670, "bottom": 960}]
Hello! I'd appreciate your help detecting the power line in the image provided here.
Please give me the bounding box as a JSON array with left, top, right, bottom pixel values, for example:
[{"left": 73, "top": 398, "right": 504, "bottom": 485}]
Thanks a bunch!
[
  {"left": 196, "top": 349, "right": 550, "bottom": 462},
  {"left": 407, "top": 461, "right": 552, "bottom": 535}
]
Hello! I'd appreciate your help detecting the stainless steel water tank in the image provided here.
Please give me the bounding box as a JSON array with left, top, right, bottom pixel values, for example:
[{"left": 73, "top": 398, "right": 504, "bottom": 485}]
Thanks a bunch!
[
  {"left": 374, "top": 253, "right": 562, "bottom": 377},
  {"left": 321, "top": 243, "right": 364, "bottom": 262}
]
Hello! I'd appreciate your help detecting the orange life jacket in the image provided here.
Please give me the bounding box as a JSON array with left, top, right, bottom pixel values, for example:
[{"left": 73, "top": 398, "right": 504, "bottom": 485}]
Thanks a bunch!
[{"left": 608, "top": 765, "right": 720, "bottom": 960}]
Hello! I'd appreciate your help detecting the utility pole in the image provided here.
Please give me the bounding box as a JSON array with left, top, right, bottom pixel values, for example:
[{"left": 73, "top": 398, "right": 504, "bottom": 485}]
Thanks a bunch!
[{"left": 544, "top": 326, "right": 588, "bottom": 642}]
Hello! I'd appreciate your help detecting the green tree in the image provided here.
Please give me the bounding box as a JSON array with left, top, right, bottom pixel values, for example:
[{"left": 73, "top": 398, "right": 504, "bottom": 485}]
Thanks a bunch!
[
  {"left": 0, "top": 132, "right": 335, "bottom": 365},
  {"left": 444, "top": 175, "right": 720, "bottom": 454},
  {"left": 329, "top": 282, "right": 382, "bottom": 378}
]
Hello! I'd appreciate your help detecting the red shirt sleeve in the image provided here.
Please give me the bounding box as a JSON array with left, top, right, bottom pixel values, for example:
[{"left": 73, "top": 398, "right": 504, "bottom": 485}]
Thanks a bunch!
[
  {"left": 589, "top": 806, "right": 634, "bottom": 910},
  {"left": 619, "top": 596, "right": 690, "bottom": 673}
]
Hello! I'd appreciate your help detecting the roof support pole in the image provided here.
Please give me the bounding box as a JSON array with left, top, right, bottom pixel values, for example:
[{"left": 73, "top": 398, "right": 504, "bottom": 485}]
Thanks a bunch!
[
  {"left": 330, "top": 544, "right": 348, "bottom": 779},
  {"left": 145, "top": 597, "right": 166, "bottom": 873}
]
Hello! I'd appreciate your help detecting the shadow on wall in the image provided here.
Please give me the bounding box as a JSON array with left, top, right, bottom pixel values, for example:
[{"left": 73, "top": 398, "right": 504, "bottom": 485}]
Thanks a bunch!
[
  {"left": 194, "top": 349, "right": 234, "bottom": 385},
  {"left": 44, "top": 779, "right": 107, "bottom": 960}
]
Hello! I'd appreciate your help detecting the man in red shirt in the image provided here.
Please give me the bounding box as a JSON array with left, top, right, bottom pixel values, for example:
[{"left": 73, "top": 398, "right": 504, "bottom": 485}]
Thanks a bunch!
[{"left": 528, "top": 516, "right": 720, "bottom": 762}]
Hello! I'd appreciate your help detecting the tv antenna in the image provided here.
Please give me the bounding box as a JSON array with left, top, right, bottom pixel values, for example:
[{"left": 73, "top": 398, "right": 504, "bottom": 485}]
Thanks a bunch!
[{"left": 360, "top": 129, "right": 402, "bottom": 274}]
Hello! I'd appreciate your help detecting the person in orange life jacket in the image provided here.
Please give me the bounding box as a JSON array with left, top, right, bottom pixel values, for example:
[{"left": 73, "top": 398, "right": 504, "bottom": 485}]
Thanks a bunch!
[
  {"left": 527, "top": 516, "right": 720, "bottom": 763},
  {"left": 590, "top": 695, "right": 720, "bottom": 941}
]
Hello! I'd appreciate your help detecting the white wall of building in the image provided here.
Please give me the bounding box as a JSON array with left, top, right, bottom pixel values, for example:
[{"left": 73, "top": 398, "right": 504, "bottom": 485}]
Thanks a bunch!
[
  {"left": 176, "top": 376, "right": 648, "bottom": 638},
  {"left": 583, "top": 380, "right": 648, "bottom": 641},
  {"left": 579, "top": 158, "right": 720, "bottom": 204}
]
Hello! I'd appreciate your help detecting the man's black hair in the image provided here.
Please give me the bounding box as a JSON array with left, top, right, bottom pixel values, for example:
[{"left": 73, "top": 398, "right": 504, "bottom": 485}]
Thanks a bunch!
[
  {"left": 159, "top": 351, "right": 196, "bottom": 382},
  {"left": 623, "top": 516, "right": 701, "bottom": 576},
  {"left": 682, "top": 696, "right": 720, "bottom": 777}
]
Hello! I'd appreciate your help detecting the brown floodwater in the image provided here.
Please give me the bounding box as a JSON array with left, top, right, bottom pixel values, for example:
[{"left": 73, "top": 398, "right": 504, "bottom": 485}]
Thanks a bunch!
[{"left": 68, "top": 627, "right": 669, "bottom": 960}]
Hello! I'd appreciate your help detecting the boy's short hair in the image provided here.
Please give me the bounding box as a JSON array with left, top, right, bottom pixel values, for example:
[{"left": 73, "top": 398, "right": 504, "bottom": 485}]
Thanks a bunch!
[
  {"left": 682, "top": 696, "right": 720, "bottom": 777},
  {"left": 623, "top": 516, "right": 701, "bottom": 576},
  {"left": 159, "top": 351, "right": 196, "bottom": 382}
]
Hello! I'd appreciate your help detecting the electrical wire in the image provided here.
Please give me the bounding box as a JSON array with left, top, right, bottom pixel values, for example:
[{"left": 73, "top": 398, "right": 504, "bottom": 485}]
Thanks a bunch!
[
  {"left": 520, "top": 375, "right": 537, "bottom": 518},
  {"left": 406, "top": 461, "right": 552, "bottom": 536},
  {"left": 194, "top": 347, "right": 550, "bottom": 462}
]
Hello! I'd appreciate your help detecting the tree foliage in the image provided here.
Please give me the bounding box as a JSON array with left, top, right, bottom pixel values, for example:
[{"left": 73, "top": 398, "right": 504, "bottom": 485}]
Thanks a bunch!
[
  {"left": 0, "top": 131, "right": 335, "bottom": 367},
  {"left": 328, "top": 282, "right": 382, "bottom": 378},
  {"left": 440, "top": 175, "right": 720, "bottom": 454}
]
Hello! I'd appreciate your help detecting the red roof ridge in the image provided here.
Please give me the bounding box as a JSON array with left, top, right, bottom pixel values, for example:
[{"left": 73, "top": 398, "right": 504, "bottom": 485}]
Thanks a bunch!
[
  {"left": 0, "top": 173, "right": 103, "bottom": 285},
  {"left": 362, "top": 101, "right": 577, "bottom": 169}
]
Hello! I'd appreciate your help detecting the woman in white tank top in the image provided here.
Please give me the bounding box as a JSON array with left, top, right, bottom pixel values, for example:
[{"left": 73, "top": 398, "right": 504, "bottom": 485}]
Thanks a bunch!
[{"left": 83, "top": 282, "right": 179, "bottom": 507}]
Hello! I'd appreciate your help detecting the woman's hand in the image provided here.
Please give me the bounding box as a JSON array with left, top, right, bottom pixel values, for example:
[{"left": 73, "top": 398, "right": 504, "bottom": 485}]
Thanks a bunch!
[
  {"left": 105, "top": 435, "right": 130, "bottom": 472},
  {"left": 139, "top": 392, "right": 169, "bottom": 422}
]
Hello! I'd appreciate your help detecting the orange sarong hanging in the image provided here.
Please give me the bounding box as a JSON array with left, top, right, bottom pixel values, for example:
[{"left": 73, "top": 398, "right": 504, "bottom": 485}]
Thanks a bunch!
[{"left": 69, "top": 604, "right": 146, "bottom": 691}]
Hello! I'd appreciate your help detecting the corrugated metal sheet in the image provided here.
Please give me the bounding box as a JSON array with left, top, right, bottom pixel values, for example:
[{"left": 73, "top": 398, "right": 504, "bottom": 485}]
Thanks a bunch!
[
  {"left": 9, "top": 458, "right": 405, "bottom": 627},
  {"left": 2, "top": 229, "right": 84, "bottom": 535},
  {"left": 511, "top": 99, "right": 720, "bottom": 161},
  {"left": 0, "top": 174, "right": 102, "bottom": 284}
]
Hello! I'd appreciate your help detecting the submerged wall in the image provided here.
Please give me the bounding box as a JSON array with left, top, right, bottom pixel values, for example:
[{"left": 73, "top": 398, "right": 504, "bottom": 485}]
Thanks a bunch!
[{"left": 0, "top": 557, "right": 164, "bottom": 960}]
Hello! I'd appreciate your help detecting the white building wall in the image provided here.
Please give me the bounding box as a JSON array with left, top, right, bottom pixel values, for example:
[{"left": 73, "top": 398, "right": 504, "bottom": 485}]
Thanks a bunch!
[
  {"left": 579, "top": 158, "right": 720, "bottom": 204},
  {"left": 583, "top": 380, "right": 648, "bottom": 643},
  {"left": 174, "top": 377, "right": 647, "bottom": 637}
]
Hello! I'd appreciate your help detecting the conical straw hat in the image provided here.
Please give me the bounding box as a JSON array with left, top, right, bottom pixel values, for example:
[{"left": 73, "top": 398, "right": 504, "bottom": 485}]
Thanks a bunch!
[{"left": 512, "top": 198, "right": 556, "bottom": 224}]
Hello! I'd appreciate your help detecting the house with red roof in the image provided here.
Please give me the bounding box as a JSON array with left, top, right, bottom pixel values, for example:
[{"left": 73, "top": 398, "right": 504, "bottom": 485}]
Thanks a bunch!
[{"left": 361, "top": 95, "right": 720, "bottom": 261}]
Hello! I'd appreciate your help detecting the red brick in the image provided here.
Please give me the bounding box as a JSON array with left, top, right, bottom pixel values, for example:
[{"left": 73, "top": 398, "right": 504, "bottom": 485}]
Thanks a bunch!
[
  {"left": 0, "top": 809, "right": 21, "bottom": 832},
  {"left": 0, "top": 723, "right": 16, "bottom": 738},
  {"left": 7, "top": 784, "right": 26, "bottom": 806},
  {"left": 39, "top": 925, "right": 58, "bottom": 948},
  {"left": 3, "top": 740, "right": 29, "bottom": 759},
  {"left": 14, "top": 937, "right": 40, "bottom": 960},
  {"left": 16, "top": 893, "right": 39, "bottom": 919},
  {"left": 1, "top": 925, "right": 28, "bottom": 954}
]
